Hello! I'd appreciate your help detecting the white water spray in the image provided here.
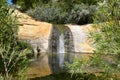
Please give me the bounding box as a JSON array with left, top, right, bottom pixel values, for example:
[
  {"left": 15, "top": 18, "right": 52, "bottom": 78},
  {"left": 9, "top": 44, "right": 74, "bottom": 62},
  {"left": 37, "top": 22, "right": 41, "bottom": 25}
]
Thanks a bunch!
[{"left": 57, "top": 32, "right": 65, "bottom": 67}]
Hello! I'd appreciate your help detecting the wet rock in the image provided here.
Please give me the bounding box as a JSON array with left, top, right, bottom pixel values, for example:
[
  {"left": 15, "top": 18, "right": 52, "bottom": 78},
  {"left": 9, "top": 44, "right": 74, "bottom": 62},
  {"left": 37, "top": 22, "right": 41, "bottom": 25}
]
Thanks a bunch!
[{"left": 66, "top": 24, "right": 95, "bottom": 53}]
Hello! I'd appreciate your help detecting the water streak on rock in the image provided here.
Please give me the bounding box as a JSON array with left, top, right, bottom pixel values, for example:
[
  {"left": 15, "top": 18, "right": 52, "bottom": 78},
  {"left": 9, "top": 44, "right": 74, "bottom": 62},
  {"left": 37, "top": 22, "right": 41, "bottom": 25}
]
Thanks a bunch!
[{"left": 57, "top": 32, "right": 65, "bottom": 67}]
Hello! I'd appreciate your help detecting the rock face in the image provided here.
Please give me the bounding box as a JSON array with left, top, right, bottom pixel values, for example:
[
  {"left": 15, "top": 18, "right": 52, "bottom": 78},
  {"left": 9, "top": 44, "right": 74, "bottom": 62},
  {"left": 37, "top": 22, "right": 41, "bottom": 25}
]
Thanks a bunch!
[
  {"left": 66, "top": 24, "right": 95, "bottom": 53},
  {"left": 17, "top": 11, "right": 53, "bottom": 53},
  {"left": 16, "top": 10, "right": 95, "bottom": 78},
  {"left": 17, "top": 10, "right": 94, "bottom": 54},
  {"left": 16, "top": 10, "right": 52, "bottom": 77}
]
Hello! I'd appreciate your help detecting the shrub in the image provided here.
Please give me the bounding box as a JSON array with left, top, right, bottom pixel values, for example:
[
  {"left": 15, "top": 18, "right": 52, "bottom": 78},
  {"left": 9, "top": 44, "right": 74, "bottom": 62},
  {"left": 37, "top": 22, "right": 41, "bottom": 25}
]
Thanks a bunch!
[
  {"left": 27, "top": 3, "right": 97, "bottom": 25},
  {"left": 89, "top": 0, "right": 120, "bottom": 77},
  {"left": 12, "top": 0, "right": 50, "bottom": 11},
  {"left": 66, "top": 4, "right": 96, "bottom": 24},
  {"left": 67, "top": 0, "right": 120, "bottom": 79},
  {"left": 60, "top": 0, "right": 99, "bottom": 10},
  {"left": 0, "top": 0, "right": 32, "bottom": 79},
  {"left": 27, "top": 3, "right": 67, "bottom": 24}
]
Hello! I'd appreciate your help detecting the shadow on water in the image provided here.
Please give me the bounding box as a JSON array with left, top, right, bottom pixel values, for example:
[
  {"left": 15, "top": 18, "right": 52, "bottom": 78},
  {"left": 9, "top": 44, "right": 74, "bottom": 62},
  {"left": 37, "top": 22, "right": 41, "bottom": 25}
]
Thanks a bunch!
[{"left": 47, "top": 52, "right": 75, "bottom": 73}]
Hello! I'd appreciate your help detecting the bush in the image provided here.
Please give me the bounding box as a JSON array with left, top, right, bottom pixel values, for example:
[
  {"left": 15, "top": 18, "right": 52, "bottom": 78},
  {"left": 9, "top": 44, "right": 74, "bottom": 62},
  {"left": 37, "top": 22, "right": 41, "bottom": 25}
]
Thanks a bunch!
[
  {"left": 89, "top": 0, "right": 120, "bottom": 77},
  {"left": 27, "top": 3, "right": 97, "bottom": 25},
  {"left": 66, "top": 4, "right": 96, "bottom": 24},
  {"left": 13, "top": 0, "right": 100, "bottom": 12},
  {"left": 12, "top": 0, "right": 50, "bottom": 11},
  {"left": 27, "top": 3, "right": 67, "bottom": 24},
  {"left": 0, "top": 0, "right": 32, "bottom": 79},
  {"left": 60, "top": 0, "right": 99, "bottom": 10},
  {"left": 67, "top": 0, "right": 120, "bottom": 79}
]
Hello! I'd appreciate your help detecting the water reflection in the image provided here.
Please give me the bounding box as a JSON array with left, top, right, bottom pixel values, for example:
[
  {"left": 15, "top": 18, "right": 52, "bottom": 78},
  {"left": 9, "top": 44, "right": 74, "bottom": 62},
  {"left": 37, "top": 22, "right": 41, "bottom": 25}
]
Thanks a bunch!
[
  {"left": 27, "top": 52, "right": 74, "bottom": 78},
  {"left": 48, "top": 52, "right": 74, "bottom": 73}
]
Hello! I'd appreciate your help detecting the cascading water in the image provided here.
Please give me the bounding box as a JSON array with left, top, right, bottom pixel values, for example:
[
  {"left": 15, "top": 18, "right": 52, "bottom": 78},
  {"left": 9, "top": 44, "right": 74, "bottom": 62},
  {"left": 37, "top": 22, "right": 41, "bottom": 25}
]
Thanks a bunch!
[
  {"left": 58, "top": 33, "right": 65, "bottom": 53},
  {"left": 49, "top": 25, "right": 74, "bottom": 71},
  {"left": 57, "top": 32, "right": 65, "bottom": 67}
]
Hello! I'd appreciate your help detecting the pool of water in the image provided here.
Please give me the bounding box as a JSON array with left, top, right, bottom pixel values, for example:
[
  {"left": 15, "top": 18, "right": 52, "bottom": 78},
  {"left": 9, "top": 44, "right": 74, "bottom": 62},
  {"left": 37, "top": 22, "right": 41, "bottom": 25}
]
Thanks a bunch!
[
  {"left": 29, "top": 72, "right": 103, "bottom": 80},
  {"left": 26, "top": 52, "right": 75, "bottom": 78}
]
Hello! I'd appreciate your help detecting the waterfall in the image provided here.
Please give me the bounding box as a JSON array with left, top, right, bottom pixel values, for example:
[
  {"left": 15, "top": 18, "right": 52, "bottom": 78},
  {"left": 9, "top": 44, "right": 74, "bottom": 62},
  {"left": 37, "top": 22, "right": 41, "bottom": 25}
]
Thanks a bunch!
[
  {"left": 58, "top": 33, "right": 65, "bottom": 53},
  {"left": 50, "top": 25, "right": 74, "bottom": 70},
  {"left": 57, "top": 32, "right": 65, "bottom": 67}
]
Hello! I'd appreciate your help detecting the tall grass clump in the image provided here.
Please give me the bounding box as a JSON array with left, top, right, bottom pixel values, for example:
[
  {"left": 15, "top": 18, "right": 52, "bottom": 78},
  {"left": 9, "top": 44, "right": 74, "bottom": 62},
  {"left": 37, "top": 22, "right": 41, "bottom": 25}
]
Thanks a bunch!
[{"left": 0, "top": 0, "right": 32, "bottom": 79}]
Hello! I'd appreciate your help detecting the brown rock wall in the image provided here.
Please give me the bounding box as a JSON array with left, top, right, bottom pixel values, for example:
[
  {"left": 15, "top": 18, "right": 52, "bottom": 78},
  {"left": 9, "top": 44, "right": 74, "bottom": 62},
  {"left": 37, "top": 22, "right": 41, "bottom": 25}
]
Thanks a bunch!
[{"left": 16, "top": 10, "right": 52, "bottom": 77}]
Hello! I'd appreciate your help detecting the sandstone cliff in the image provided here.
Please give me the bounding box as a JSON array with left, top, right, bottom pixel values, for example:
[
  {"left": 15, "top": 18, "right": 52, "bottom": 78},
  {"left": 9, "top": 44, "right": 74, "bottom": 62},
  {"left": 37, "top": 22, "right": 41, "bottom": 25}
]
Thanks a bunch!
[
  {"left": 15, "top": 10, "right": 52, "bottom": 78},
  {"left": 16, "top": 10, "right": 95, "bottom": 78}
]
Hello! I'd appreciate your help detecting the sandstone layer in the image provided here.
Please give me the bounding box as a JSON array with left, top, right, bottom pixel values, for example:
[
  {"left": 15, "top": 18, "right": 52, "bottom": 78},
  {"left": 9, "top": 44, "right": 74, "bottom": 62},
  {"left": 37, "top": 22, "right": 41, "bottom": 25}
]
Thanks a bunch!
[
  {"left": 16, "top": 10, "right": 95, "bottom": 78},
  {"left": 16, "top": 10, "right": 52, "bottom": 78},
  {"left": 66, "top": 24, "right": 95, "bottom": 53}
]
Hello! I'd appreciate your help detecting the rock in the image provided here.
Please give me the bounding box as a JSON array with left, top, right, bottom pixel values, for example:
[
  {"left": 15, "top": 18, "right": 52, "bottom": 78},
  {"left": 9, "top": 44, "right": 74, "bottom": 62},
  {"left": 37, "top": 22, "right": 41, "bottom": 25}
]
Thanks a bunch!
[
  {"left": 16, "top": 10, "right": 95, "bottom": 54},
  {"left": 16, "top": 10, "right": 52, "bottom": 77},
  {"left": 16, "top": 10, "right": 95, "bottom": 78},
  {"left": 17, "top": 10, "right": 53, "bottom": 53},
  {"left": 66, "top": 24, "right": 95, "bottom": 53}
]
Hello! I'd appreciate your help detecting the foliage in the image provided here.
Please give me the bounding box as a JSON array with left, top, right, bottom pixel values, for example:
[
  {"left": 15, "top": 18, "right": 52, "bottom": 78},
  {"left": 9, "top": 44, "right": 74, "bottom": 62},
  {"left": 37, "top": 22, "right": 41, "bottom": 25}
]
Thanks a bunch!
[
  {"left": 91, "top": 1, "right": 120, "bottom": 54},
  {"left": 27, "top": 3, "right": 96, "bottom": 25},
  {"left": 91, "top": 0, "right": 120, "bottom": 54},
  {"left": 79, "top": 0, "right": 100, "bottom": 5},
  {"left": 66, "top": 4, "right": 96, "bottom": 24},
  {"left": 32, "top": 72, "right": 99, "bottom": 80},
  {"left": 67, "top": 0, "right": 120, "bottom": 79},
  {"left": 89, "top": 0, "right": 120, "bottom": 77},
  {"left": 61, "top": 0, "right": 100, "bottom": 5},
  {"left": 0, "top": 74, "right": 27, "bottom": 80},
  {"left": 12, "top": 0, "right": 50, "bottom": 11},
  {"left": 12, "top": 0, "right": 100, "bottom": 12},
  {"left": 0, "top": 0, "right": 32, "bottom": 79},
  {"left": 27, "top": 3, "right": 67, "bottom": 24},
  {"left": 13, "top": 0, "right": 39, "bottom": 11},
  {"left": 13, "top": 0, "right": 101, "bottom": 24},
  {"left": 60, "top": 0, "right": 99, "bottom": 10}
]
